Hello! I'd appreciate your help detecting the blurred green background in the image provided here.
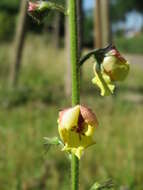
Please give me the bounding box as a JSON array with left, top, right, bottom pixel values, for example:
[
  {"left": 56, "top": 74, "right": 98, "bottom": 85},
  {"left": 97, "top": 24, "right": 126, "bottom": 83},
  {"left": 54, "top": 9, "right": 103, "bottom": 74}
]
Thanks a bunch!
[{"left": 0, "top": 0, "right": 143, "bottom": 190}]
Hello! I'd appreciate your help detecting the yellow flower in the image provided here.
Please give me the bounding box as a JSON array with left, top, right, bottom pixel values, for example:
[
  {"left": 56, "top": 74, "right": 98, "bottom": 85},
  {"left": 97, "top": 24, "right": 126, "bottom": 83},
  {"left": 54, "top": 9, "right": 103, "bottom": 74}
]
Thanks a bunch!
[{"left": 58, "top": 105, "right": 98, "bottom": 159}]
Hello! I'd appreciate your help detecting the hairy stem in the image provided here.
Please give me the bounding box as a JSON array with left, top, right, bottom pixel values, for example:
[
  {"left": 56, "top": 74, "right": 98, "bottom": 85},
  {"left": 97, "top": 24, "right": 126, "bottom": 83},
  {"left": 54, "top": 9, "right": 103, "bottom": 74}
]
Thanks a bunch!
[
  {"left": 69, "top": 0, "right": 80, "bottom": 190},
  {"left": 69, "top": 0, "right": 80, "bottom": 105}
]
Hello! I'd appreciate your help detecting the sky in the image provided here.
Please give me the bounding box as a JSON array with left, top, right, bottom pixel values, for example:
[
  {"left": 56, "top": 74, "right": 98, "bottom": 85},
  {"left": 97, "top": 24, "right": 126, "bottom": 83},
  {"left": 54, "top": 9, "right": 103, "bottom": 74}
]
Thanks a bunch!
[{"left": 83, "top": 0, "right": 93, "bottom": 10}]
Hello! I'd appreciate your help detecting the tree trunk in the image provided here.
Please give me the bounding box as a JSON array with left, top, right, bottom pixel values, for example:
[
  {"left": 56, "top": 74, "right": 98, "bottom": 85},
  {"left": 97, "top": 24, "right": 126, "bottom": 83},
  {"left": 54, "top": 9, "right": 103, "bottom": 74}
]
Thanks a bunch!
[
  {"left": 76, "top": 0, "right": 83, "bottom": 92},
  {"left": 94, "top": 0, "right": 102, "bottom": 48},
  {"left": 53, "top": 12, "right": 61, "bottom": 48},
  {"left": 10, "top": 0, "right": 27, "bottom": 87},
  {"left": 101, "top": 0, "right": 111, "bottom": 47},
  {"left": 76, "top": 0, "right": 83, "bottom": 59}
]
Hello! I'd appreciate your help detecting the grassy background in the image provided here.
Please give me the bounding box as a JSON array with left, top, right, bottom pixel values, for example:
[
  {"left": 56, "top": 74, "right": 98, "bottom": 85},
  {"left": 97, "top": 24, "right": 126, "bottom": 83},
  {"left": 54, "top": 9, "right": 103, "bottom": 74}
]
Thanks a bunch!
[
  {"left": 0, "top": 35, "right": 143, "bottom": 190},
  {"left": 114, "top": 34, "right": 143, "bottom": 54}
]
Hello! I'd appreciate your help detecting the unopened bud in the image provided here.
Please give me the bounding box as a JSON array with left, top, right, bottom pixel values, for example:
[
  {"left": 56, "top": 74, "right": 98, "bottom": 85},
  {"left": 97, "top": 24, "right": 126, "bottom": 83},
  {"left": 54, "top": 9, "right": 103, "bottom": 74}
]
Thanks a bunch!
[
  {"left": 28, "top": 2, "right": 40, "bottom": 12},
  {"left": 102, "top": 47, "right": 129, "bottom": 81}
]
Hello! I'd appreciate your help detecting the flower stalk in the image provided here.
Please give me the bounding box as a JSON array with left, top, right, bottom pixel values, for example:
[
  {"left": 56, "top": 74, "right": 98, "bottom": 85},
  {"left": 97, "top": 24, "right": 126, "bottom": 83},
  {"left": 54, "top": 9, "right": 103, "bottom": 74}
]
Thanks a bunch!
[
  {"left": 69, "top": 0, "right": 80, "bottom": 189},
  {"left": 27, "top": 1, "right": 129, "bottom": 189}
]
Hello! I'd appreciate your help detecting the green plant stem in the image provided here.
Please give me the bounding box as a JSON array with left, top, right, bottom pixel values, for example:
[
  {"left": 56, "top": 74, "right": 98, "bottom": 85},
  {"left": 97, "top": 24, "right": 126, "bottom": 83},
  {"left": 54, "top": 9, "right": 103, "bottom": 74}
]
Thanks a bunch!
[
  {"left": 71, "top": 153, "right": 79, "bottom": 190},
  {"left": 69, "top": 0, "right": 80, "bottom": 106},
  {"left": 69, "top": 0, "right": 80, "bottom": 190},
  {"left": 79, "top": 44, "right": 112, "bottom": 66}
]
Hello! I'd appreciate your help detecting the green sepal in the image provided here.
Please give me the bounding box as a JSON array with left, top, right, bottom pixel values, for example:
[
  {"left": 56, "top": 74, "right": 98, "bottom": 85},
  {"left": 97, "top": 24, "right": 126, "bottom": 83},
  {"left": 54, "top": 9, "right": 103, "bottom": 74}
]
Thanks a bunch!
[
  {"left": 43, "top": 136, "right": 62, "bottom": 146},
  {"left": 90, "top": 182, "right": 100, "bottom": 190},
  {"left": 90, "top": 179, "right": 114, "bottom": 190},
  {"left": 38, "top": 1, "right": 68, "bottom": 15}
]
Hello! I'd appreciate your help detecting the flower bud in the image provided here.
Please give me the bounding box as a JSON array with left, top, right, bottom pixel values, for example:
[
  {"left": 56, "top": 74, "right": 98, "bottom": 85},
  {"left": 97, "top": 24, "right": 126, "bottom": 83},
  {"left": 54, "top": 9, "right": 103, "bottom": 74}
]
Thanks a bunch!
[
  {"left": 92, "top": 46, "right": 130, "bottom": 96},
  {"left": 28, "top": 1, "right": 49, "bottom": 23},
  {"left": 28, "top": 2, "right": 39, "bottom": 12},
  {"left": 102, "top": 47, "right": 129, "bottom": 81},
  {"left": 58, "top": 105, "right": 98, "bottom": 159}
]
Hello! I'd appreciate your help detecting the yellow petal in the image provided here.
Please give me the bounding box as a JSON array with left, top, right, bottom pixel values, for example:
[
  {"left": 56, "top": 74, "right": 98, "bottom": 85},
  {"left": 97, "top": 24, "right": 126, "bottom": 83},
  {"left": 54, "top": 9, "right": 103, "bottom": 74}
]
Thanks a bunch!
[
  {"left": 60, "top": 129, "right": 96, "bottom": 159},
  {"left": 62, "top": 145, "right": 84, "bottom": 159},
  {"left": 92, "top": 71, "right": 115, "bottom": 96},
  {"left": 71, "top": 147, "right": 84, "bottom": 159},
  {"left": 61, "top": 105, "right": 80, "bottom": 130},
  {"left": 84, "top": 124, "right": 95, "bottom": 136}
]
